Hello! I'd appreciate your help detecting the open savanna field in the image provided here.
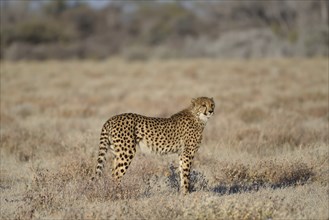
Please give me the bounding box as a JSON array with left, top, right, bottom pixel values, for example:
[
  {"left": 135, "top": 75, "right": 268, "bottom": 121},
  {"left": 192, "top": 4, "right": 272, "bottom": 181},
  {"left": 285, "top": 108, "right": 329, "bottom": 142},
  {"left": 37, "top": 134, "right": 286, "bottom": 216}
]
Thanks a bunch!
[{"left": 1, "top": 58, "right": 328, "bottom": 219}]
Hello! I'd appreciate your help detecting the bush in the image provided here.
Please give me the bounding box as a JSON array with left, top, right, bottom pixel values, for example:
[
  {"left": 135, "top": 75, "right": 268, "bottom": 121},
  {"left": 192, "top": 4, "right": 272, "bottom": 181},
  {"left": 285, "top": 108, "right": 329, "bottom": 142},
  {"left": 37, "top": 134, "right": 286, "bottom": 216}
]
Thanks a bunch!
[{"left": 9, "top": 19, "right": 73, "bottom": 45}]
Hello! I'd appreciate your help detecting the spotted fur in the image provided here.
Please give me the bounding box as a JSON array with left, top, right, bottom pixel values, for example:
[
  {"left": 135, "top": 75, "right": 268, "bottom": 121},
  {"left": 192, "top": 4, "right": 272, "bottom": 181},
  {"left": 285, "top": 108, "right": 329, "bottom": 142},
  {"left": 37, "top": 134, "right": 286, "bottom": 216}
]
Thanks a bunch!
[{"left": 92, "top": 97, "right": 215, "bottom": 194}]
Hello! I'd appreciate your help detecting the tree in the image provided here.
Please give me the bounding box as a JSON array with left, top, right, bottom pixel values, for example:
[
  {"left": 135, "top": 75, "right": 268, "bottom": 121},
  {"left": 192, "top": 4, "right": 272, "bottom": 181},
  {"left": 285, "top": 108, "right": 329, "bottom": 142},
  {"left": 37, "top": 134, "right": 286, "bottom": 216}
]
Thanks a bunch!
[{"left": 43, "top": 0, "right": 68, "bottom": 16}]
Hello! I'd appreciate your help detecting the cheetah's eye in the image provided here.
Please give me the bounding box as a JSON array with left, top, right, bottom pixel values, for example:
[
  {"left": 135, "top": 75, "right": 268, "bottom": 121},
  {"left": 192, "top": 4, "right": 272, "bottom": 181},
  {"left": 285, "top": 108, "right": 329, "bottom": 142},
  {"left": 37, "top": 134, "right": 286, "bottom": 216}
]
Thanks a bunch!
[{"left": 202, "top": 104, "right": 206, "bottom": 107}]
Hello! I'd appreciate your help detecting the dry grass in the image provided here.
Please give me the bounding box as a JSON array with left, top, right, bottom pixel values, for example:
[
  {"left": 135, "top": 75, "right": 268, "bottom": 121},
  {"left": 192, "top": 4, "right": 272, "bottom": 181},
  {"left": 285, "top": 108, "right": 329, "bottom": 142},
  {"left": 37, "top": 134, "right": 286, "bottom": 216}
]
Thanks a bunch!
[{"left": 1, "top": 58, "right": 328, "bottom": 219}]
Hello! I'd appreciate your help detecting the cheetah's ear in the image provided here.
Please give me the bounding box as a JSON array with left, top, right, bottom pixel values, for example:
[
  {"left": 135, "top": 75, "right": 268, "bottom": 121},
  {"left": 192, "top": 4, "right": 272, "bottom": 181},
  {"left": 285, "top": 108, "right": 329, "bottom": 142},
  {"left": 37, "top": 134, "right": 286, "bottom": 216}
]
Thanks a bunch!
[
  {"left": 211, "top": 97, "right": 214, "bottom": 101},
  {"left": 191, "top": 98, "right": 197, "bottom": 106}
]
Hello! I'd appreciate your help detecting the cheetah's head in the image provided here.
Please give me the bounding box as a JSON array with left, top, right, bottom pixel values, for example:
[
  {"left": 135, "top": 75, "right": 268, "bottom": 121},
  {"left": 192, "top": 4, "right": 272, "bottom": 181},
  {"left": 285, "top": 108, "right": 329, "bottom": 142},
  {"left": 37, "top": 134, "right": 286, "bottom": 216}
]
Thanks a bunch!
[{"left": 191, "top": 97, "right": 215, "bottom": 123}]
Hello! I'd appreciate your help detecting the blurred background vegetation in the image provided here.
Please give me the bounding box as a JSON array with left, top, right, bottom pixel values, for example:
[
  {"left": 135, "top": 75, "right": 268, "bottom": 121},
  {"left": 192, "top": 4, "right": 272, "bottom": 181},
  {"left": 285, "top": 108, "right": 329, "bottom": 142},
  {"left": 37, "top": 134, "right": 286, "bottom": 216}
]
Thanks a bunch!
[{"left": 0, "top": 0, "right": 328, "bottom": 60}]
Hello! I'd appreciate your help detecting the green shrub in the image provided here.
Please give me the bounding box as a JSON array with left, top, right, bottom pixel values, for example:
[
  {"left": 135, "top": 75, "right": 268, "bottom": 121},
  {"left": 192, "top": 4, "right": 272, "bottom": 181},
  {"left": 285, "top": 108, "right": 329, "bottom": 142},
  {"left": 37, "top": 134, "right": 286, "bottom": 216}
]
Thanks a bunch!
[{"left": 11, "top": 19, "right": 73, "bottom": 44}]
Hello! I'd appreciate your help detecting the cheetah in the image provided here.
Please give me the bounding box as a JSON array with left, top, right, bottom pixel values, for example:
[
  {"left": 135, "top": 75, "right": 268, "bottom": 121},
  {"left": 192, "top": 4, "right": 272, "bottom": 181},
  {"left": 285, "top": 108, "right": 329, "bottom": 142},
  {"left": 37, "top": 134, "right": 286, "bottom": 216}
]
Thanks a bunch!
[{"left": 93, "top": 97, "right": 215, "bottom": 194}]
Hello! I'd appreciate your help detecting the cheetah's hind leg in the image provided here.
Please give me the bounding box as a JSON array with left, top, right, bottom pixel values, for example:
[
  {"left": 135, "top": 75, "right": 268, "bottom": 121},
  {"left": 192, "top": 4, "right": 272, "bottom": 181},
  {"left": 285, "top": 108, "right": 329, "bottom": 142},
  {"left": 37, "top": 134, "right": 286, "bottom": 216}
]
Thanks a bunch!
[{"left": 111, "top": 140, "right": 136, "bottom": 182}]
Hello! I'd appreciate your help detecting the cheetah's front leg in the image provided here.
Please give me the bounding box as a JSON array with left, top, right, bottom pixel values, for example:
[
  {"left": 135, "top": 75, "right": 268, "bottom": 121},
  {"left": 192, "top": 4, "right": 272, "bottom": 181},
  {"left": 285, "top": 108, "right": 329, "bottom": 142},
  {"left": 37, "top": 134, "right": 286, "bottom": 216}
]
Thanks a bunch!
[{"left": 179, "top": 148, "right": 196, "bottom": 195}]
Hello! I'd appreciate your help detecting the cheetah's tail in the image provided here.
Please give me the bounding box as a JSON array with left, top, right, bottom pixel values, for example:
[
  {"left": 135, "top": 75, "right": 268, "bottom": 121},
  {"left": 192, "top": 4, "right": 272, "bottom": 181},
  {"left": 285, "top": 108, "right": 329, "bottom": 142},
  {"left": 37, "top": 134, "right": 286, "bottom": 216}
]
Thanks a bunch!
[{"left": 92, "top": 125, "right": 110, "bottom": 180}]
